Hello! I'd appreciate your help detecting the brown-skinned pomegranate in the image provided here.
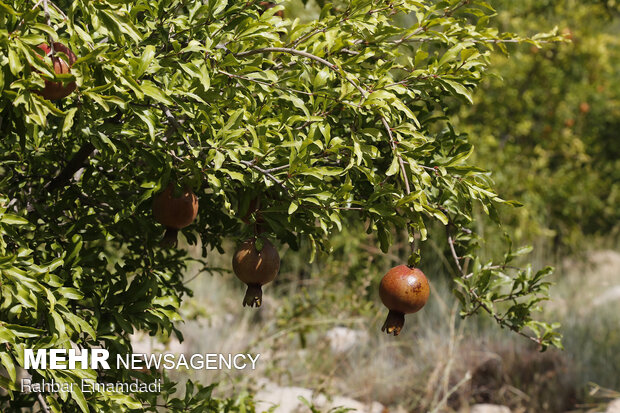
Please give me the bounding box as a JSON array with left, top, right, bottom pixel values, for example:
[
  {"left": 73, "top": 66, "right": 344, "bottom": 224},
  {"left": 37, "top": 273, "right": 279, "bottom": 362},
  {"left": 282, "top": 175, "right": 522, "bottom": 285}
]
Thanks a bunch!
[
  {"left": 35, "top": 43, "right": 77, "bottom": 100},
  {"left": 232, "top": 237, "right": 280, "bottom": 308},
  {"left": 152, "top": 183, "right": 199, "bottom": 247},
  {"left": 379, "top": 265, "right": 430, "bottom": 336}
]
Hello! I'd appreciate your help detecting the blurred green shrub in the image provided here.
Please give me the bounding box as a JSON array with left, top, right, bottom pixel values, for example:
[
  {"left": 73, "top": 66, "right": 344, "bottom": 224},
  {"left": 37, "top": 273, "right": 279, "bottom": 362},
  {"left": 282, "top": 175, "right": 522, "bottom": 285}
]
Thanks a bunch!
[{"left": 461, "top": 0, "right": 620, "bottom": 249}]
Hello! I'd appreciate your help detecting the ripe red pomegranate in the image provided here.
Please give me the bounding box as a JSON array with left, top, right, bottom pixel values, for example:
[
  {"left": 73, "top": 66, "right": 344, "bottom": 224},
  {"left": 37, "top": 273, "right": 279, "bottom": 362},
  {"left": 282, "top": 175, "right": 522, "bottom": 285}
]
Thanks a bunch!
[
  {"left": 152, "top": 183, "right": 199, "bottom": 247},
  {"left": 36, "top": 42, "right": 77, "bottom": 100},
  {"left": 232, "top": 237, "right": 280, "bottom": 307},
  {"left": 379, "top": 265, "right": 430, "bottom": 336}
]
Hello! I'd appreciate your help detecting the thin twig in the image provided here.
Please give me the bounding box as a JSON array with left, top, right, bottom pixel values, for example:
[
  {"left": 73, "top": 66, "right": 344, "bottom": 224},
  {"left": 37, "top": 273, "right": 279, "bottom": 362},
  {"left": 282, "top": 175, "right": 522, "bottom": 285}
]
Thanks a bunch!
[
  {"left": 217, "top": 69, "right": 322, "bottom": 97},
  {"left": 473, "top": 290, "right": 542, "bottom": 346},
  {"left": 289, "top": 26, "right": 326, "bottom": 48},
  {"left": 450, "top": 251, "right": 543, "bottom": 346},
  {"left": 160, "top": 104, "right": 183, "bottom": 134},
  {"left": 235, "top": 47, "right": 368, "bottom": 99},
  {"left": 395, "top": 0, "right": 468, "bottom": 45},
  {"left": 44, "top": 143, "right": 96, "bottom": 192},
  {"left": 395, "top": 36, "right": 557, "bottom": 45},
  {"left": 447, "top": 230, "right": 463, "bottom": 274},
  {"left": 42, "top": 0, "right": 50, "bottom": 24},
  {"left": 380, "top": 116, "right": 418, "bottom": 256},
  {"left": 42, "top": 0, "right": 54, "bottom": 54},
  {"left": 37, "top": 393, "right": 51, "bottom": 413},
  {"left": 48, "top": 0, "right": 68, "bottom": 20},
  {"left": 338, "top": 48, "right": 360, "bottom": 55},
  {"left": 263, "top": 164, "right": 289, "bottom": 173},
  {"left": 395, "top": 24, "right": 428, "bottom": 45},
  {"left": 240, "top": 160, "right": 288, "bottom": 191},
  {"left": 380, "top": 116, "right": 409, "bottom": 195}
]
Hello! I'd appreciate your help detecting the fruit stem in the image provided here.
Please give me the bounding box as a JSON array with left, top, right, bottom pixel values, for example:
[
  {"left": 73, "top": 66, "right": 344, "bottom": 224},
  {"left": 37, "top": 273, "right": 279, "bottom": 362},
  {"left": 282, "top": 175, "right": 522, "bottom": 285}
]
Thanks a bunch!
[
  {"left": 381, "top": 310, "right": 405, "bottom": 336},
  {"left": 243, "top": 283, "right": 263, "bottom": 308},
  {"left": 161, "top": 228, "right": 179, "bottom": 248}
]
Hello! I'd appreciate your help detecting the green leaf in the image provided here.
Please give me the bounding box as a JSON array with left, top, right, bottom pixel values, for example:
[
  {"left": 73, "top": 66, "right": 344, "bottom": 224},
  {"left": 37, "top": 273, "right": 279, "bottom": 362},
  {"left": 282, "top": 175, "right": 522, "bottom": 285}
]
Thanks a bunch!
[
  {"left": 71, "top": 385, "right": 90, "bottom": 413},
  {"left": 140, "top": 81, "right": 173, "bottom": 105},
  {"left": 211, "top": 0, "right": 228, "bottom": 17},
  {"left": 441, "top": 79, "right": 474, "bottom": 104},
  {"left": 446, "top": 144, "right": 474, "bottom": 166},
  {"left": 62, "top": 108, "right": 78, "bottom": 133},
  {"left": 288, "top": 201, "right": 299, "bottom": 215},
  {"left": 0, "top": 214, "right": 29, "bottom": 225},
  {"left": 386, "top": 156, "right": 400, "bottom": 176},
  {"left": 4, "top": 324, "right": 44, "bottom": 338},
  {"left": 313, "top": 68, "right": 330, "bottom": 89},
  {"left": 0, "top": 351, "right": 16, "bottom": 383},
  {"left": 8, "top": 47, "right": 23, "bottom": 76},
  {"left": 136, "top": 45, "right": 156, "bottom": 77}
]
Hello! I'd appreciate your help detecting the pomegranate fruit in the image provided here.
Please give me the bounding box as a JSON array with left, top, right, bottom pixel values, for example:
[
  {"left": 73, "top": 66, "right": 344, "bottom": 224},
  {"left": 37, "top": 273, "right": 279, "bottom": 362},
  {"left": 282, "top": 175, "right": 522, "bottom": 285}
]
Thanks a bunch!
[
  {"left": 232, "top": 237, "right": 280, "bottom": 307},
  {"left": 35, "top": 42, "right": 77, "bottom": 100},
  {"left": 152, "top": 183, "right": 199, "bottom": 247},
  {"left": 379, "top": 265, "right": 430, "bottom": 336}
]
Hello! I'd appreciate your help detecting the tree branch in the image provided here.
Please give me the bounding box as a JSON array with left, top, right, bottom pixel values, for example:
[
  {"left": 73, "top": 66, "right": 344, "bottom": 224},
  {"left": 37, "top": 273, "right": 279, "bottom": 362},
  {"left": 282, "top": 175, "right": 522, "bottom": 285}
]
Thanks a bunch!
[
  {"left": 37, "top": 393, "right": 51, "bottom": 413},
  {"left": 160, "top": 103, "right": 184, "bottom": 139},
  {"left": 446, "top": 229, "right": 463, "bottom": 274},
  {"left": 289, "top": 26, "right": 326, "bottom": 48},
  {"left": 471, "top": 289, "right": 543, "bottom": 347},
  {"left": 235, "top": 47, "right": 368, "bottom": 99},
  {"left": 45, "top": 142, "right": 96, "bottom": 192},
  {"left": 380, "top": 116, "right": 409, "bottom": 195},
  {"left": 47, "top": 0, "right": 68, "bottom": 20},
  {"left": 240, "top": 160, "right": 289, "bottom": 191}
]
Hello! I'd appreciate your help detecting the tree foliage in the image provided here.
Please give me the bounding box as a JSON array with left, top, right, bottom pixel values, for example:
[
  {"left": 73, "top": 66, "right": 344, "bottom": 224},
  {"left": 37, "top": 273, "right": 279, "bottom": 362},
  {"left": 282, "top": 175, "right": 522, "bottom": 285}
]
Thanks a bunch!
[{"left": 1, "top": 0, "right": 562, "bottom": 410}]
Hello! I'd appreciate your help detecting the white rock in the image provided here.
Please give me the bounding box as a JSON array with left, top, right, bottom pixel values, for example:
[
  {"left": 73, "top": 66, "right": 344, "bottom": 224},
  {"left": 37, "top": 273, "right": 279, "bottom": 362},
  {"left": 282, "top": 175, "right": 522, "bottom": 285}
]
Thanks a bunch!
[
  {"left": 592, "top": 285, "right": 620, "bottom": 307},
  {"left": 325, "top": 327, "right": 369, "bottom": 354},
  {"left": 470, "top": 404, "right": 511, "bottom": 413},
  {"left": 254, "top": 384, "right": 313, "bottom": 413},
  {"left": 607, "top": 398, "right": 620, "bottom": 413},
  {"left": 254, "top": 381, "right": 383, "bottom": 413}
]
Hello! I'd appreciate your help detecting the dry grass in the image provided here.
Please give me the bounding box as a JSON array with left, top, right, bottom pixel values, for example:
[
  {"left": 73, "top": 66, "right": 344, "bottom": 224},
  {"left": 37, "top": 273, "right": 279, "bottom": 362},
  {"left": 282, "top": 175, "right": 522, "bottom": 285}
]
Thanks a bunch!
[{"left": 151, "top": 235, "right": 620, "bottom": 413}]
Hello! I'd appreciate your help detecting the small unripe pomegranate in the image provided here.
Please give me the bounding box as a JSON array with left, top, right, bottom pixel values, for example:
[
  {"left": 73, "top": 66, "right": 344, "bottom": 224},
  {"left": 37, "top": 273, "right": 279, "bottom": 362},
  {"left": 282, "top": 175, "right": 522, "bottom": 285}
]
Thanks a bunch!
[
  {"left": 152, "top": 183, "right": 199, "bottom": 247},
  {"left": 561, "top": 27, "right": 574, "bottom": 41},
  {"left": 379, "top": 265, "right": 430, "bottom": 336},
  {"left": 579, "top": 102, "right": 590, "bottom": 114},
  {"left": 233, "top": 237, "right": 280, "bottom": 308},
  {"left": 36, "top": 42, "right": 77, "bottom": 100}
]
